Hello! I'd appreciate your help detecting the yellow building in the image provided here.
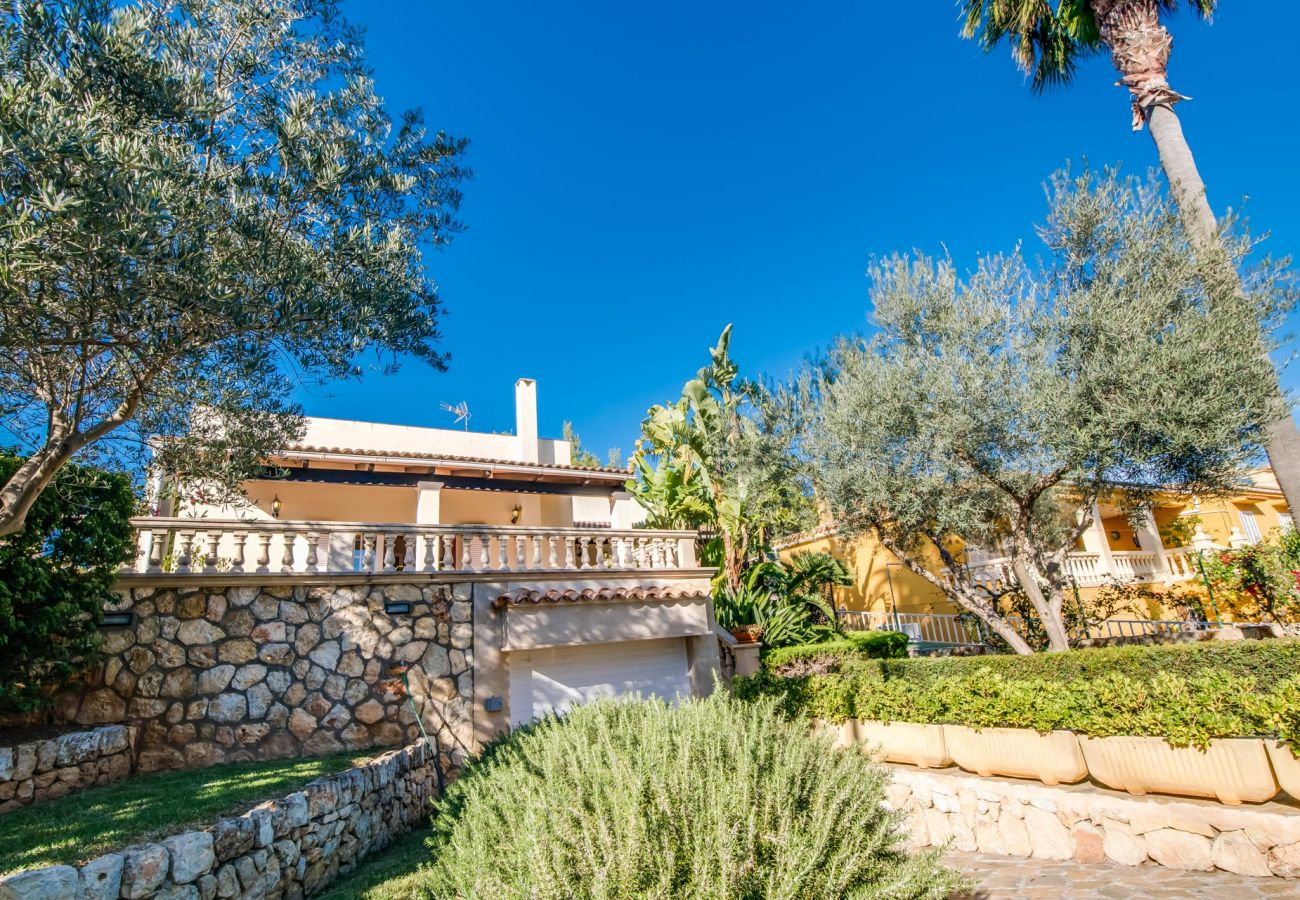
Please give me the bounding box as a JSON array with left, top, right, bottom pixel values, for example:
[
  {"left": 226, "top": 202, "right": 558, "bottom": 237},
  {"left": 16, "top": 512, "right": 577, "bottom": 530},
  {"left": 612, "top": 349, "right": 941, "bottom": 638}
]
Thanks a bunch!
[{"left": 775, "top": 468, "right": 1292, "bottom": 624}]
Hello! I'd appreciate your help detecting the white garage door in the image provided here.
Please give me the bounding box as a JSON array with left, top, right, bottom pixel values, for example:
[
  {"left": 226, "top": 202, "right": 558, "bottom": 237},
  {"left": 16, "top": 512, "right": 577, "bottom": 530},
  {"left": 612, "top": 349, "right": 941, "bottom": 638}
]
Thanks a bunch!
[{"left": 508, "top": 638, "right": 691, "bottom": 727}]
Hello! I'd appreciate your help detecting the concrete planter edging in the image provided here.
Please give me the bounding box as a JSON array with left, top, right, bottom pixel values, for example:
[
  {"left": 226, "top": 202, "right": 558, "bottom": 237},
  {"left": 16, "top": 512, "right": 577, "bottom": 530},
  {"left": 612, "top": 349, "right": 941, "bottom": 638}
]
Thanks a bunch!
[
  {"left": 943, "top": 724, "right": 1087, "bottom": 786},
  {"left": 1079, "top": 735, "right": 1280, "bottom": 806},
  {"left": 857, "top": 721, "right": 952, "bottom": 769}
]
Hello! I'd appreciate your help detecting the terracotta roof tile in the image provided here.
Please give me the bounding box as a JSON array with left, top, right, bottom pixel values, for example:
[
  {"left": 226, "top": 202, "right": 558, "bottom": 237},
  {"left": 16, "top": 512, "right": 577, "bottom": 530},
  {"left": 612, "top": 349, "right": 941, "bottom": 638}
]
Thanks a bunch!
[
  {"left": 278, "top": 444, "right": 631, "bottom": 477},
  {"left": 492, "top": 586, "right": 709, "bottom": 609}
]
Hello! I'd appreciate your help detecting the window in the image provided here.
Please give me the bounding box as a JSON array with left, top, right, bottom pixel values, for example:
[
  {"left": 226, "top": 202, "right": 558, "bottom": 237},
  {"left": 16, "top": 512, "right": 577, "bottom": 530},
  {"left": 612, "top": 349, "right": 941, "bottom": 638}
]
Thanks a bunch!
[
  {"left": 1239, "top": 508, "right": 1263, "bottom": 544},
  {"left": 1279, "top": 512, "right": 1295, "bottom": 533}
]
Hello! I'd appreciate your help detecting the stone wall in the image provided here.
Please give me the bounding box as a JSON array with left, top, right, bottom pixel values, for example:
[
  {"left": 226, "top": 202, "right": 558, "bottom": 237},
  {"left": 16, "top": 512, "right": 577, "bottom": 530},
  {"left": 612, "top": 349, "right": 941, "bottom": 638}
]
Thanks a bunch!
[
  {"left": 0, "top": 725, "right": 137, "bottom": 814},
  {"left": 886, "top": 764, "right": 1300, "bottom": 879},
  {"left": 52, "top": 579, "right": 473, "bottom": 776},
  {"left": 0, "top": 742, "right": 437, "bottom": 900}
]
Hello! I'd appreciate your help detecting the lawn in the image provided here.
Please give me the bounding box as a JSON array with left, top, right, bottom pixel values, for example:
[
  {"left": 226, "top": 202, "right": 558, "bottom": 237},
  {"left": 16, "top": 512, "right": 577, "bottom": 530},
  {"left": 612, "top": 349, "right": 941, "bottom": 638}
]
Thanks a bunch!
[
  {"left": 315, "top": 825, "right": 432, "bottom": 900},
  {"left": 0, "top": 751, "right": 368, "bottom": 875}
]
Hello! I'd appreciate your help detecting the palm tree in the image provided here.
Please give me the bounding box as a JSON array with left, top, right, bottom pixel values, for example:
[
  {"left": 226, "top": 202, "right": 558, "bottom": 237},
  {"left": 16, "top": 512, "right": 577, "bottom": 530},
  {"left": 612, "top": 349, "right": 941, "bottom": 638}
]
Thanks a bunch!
[{"left": 960, "top": 0, "right": 1300, "bottom": 516}]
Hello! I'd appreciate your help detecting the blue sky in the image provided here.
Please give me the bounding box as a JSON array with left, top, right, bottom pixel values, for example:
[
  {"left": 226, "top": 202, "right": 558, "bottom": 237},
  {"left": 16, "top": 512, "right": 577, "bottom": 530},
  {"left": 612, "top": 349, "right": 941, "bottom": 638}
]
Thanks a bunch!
[{"left": 307, "top": 1, "right": 1300, "bottom": 459}]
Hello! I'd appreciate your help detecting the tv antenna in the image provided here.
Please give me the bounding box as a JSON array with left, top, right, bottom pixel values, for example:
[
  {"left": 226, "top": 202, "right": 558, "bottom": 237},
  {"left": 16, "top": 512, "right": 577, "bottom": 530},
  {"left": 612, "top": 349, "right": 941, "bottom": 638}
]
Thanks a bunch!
[{"left": 440, "top": 400, "right": 472, "bottom": 430}]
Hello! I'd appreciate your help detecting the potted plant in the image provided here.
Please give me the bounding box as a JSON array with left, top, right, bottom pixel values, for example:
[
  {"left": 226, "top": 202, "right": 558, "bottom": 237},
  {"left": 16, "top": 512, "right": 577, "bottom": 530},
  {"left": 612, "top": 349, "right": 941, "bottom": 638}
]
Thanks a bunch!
[{"left": 850, "top": 677, "right": 952, "bottom": 769}]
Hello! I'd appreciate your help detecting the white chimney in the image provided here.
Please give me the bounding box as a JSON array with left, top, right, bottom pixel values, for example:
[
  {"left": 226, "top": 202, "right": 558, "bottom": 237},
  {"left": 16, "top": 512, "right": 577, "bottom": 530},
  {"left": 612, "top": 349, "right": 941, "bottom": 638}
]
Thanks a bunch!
[{"left": 515, "top": 378, "right": 539, "bottom": 463}]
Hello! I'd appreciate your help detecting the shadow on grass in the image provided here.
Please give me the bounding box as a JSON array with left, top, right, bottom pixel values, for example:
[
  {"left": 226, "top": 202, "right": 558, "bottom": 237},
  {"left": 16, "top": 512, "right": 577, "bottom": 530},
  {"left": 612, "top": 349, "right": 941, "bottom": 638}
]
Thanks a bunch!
[
  {"left": 314, "top": 825, "right": 434, "bottom": 900},
  {"left": 0, "top": 750, "right": 369, "bottom": 875}
]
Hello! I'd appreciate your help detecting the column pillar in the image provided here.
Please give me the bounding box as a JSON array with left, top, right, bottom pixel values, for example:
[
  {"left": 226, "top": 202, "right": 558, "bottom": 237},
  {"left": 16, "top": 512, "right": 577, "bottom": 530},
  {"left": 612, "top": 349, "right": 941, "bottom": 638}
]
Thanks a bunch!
[
  {"left": 1079, "top": 501, "right": 1116, "bottom": 578},
  {"left": 416, "top": 480, "right": 444, "bottom": 524},
  {"left": 610, "top": 491, "right": 642, "bottom": 529},
  {"left": 1133, "top": 510, "right": 1170, "bottom": 583}
]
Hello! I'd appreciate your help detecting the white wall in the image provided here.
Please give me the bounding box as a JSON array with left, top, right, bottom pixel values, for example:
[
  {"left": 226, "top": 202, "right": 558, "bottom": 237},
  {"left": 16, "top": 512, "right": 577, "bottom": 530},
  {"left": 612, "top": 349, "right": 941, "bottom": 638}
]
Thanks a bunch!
[{"left": 298, "top": 416, "right": 569, "bottom": 466}]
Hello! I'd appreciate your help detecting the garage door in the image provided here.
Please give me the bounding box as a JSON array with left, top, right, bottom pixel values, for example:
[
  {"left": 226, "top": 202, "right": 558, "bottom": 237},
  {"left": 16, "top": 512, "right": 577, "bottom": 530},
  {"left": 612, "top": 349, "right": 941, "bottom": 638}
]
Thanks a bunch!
[{"left": 508, "top": 638, "right": 692, "bottom": 727}]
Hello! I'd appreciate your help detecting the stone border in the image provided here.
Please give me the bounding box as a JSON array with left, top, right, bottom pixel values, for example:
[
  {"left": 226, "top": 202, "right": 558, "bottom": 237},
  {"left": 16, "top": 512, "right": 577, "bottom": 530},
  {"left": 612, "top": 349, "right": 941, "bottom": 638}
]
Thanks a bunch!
[
  {"left": 886, "top": 764, "right": 1300, "bottom": 879},
  {"left": 0, "top": 741, "right": 437, "bottom": 900},
  {"left": 0, "top": 725, "right": 137, "bottom": 814}
]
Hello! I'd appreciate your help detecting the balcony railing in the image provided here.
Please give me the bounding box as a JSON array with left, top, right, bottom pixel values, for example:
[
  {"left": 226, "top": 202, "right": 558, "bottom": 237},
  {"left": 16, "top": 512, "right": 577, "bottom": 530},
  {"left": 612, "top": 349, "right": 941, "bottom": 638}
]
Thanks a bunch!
[
  {"left": 125, "top": 517, "right": 699, "bottom": 577},
  {"left": 838, "top": 608, "right": 1236, "bottom": 650},
  {"left": 964, "top": 546, "right": 1203, "bottom": 590}
]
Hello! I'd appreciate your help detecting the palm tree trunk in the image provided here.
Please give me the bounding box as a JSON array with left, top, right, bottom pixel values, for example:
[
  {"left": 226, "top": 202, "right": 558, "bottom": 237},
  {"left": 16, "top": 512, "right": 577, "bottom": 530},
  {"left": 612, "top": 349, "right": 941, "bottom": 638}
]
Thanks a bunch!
[
  {"left": 1091, "top": 0, "right": 1300, "bottom": 517},
  {"left": 1144, "top": 104, "right": 1300, "bottom": 516}
]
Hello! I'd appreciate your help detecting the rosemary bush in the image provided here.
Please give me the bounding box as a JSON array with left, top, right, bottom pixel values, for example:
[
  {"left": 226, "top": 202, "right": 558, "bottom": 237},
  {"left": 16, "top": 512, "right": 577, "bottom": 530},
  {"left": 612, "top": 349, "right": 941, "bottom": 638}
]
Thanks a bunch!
[{"left": 422, "top": 693, "right": 964, "bottom": 899}]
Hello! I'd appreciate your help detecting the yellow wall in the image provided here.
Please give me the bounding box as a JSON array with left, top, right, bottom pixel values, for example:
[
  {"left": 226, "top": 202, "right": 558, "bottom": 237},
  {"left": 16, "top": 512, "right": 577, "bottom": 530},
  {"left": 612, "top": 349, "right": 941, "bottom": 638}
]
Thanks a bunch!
[
  {"left": 779, "top": 532, "right": 960, "bottom": 616},
  {"left": 781, "top": 482, "right": 1291, "bottom": 620},
  {"left": 438, "top": 490, "right": 578, "bottom": 527},
  {"left": 242, "top": 481, "right": 418, "bottom": 523}
]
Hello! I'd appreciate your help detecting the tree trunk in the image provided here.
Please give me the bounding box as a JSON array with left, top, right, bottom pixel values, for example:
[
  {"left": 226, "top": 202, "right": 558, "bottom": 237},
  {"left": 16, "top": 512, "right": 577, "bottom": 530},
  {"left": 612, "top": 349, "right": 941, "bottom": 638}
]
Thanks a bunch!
[
  {"left": 1091, "top": 0, "right": 1300, "bottom": 518},
  {"left": 0, "top": 439, "right": 72, "bottom": 538},
  {"left": 1011, "top": 559, "right": 1071, "bottom": 652}
]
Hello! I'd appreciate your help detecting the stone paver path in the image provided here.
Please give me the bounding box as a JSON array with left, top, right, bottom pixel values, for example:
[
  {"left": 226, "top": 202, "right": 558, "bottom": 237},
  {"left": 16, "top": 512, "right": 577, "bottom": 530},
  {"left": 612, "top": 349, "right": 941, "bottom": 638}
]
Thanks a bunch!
[{"left": 944, "top": 851, "right": 1299, "bottom": 898}]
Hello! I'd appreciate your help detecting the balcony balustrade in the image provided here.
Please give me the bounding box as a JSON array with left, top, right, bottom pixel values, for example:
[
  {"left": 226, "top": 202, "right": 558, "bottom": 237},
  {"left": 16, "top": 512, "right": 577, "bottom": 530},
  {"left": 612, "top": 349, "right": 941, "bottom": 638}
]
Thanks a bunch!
[
  {"left": 963, "top": 545, "right": 1202, "bottom": 590},
  {"left": 125, "top": 517, "right": 699, "bottom": 577}
]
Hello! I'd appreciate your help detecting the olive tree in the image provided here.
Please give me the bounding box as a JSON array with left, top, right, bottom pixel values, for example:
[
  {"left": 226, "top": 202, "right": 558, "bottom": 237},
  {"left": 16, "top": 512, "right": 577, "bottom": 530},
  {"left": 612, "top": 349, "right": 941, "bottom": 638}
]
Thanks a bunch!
[
  {"left": 0, "top": 0, "right": 467, "bottom": 537},
  {"left": 797, "top": 169, "right": 1292, "bottom": 653}
]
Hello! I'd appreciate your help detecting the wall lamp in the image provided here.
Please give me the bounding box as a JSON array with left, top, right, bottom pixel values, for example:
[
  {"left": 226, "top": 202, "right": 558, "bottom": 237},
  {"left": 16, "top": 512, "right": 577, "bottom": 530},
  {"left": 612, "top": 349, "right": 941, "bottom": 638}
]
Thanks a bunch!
[
  {"left": 271, "top": 495, "right": 282, "bottom": 518},
  {"left": 102, "top": 612, "right": 134, "bottom": 628},
  {"left": 511, "top": 504, "right": 522, "bottom": 524},
  {"left": 384, "top": 601, "right": 413, "bottom": 616}
]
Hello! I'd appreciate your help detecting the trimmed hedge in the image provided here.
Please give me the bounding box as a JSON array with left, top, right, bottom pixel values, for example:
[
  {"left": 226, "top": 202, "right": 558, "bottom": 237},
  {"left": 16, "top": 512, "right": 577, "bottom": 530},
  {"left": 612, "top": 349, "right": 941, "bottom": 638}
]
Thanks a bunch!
[
  {"left": 737, "top": 639, "right": 1300, "bottom": 750},
  {"left": 763, "top": 630, "right": 909, "bottom": 672}
]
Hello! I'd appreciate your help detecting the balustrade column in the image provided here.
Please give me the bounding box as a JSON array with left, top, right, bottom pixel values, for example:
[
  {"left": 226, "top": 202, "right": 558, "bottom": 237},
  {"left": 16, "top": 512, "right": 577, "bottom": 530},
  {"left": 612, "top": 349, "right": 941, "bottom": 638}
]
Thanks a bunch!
[
  {"left": 305, "top": 532, "right": 320, "bottom": 572},
  {"left": 229, "top": 532, "right": 247, "bottom": 573},
  {"left": 204, "top": 531, "right": 223, "bottom": 573},
  {"left": 363, "top": 533, "right": 378, "bottom": 573},
  {"left": 280, "top": 533, "right": 295, "bottom": 573},
  {"left": 175, "top": 531, "right": 195, "bottom": 574},
  {"left": 255, "top": 533, "right": 273, "bottom": 573},
  {"left": 147, "top": 529, "right": 166, "bottom": 573}
]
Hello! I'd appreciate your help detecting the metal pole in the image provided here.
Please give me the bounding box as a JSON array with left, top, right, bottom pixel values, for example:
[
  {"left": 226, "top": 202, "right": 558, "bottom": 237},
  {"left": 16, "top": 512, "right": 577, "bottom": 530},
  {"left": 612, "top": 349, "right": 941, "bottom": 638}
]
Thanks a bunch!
[
  {"left": 885, "top": 564, "right": 900, "bottom": 633},
  {"left": 398, "top": 667, "right": 446, "bottom": 796},
  {"left": 1195, "top": 551, "right": 1222, "bottom": 627},
  {"left": 1070, "top": 577, "right": 1086, "bottom": 642}
]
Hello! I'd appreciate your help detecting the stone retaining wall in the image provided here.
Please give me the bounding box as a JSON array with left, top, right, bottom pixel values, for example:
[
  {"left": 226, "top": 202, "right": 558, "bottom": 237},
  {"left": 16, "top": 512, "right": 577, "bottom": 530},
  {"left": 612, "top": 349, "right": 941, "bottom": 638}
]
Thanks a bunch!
[
  {"left": 0, "top": 741, "right": 437, "bottom": 900},
  {"left": 0, "top": 725, "right": 137, "bottom": 814},
  {"left": 51, "top": 580, "right": 473, "bottom": 777},
  {"left": 886, "top": 764, "right": 1300, "bottom": 879}
]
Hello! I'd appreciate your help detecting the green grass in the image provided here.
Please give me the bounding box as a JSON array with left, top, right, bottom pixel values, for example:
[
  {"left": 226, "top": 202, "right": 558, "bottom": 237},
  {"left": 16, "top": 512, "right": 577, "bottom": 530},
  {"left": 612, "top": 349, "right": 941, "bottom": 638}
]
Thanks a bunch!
[
  {"left": 315, "top": 825, "right": 432, "bottom": 900},
  {"left": 0, "top": 751, "right": 368, "bottom": 875}
]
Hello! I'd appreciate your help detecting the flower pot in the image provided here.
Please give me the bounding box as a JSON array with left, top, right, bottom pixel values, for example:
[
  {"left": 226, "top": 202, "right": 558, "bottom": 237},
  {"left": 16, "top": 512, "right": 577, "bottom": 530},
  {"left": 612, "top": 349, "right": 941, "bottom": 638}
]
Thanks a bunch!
[
  {"left": 810, "top": 718, "right": 858, "bottom": 750},
  {"left": 1264, "top": 739, "right": 1300, "bottom": 801},
  {"left": 1078, "top": 735, "right": 1278, "bottom": 805},
  {"left": 730, "top": 626, "right": 761, "bottom": 644},
  {"left": 856, "top": 720, "right": 952, "bottom": 769},
  {"left": 942, "top": 725, "right": 1086, "bottom": 785}
]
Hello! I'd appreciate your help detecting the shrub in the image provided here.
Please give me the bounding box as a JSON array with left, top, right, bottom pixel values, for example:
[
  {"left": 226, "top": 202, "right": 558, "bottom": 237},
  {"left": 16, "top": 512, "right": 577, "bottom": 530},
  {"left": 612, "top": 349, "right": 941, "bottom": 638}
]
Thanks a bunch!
[
  {"left": 0, "top": 454, "right": 135, "bottom": 713},
  {"left": 422, "top": 694, "right": 966, "bottom": 899},
  {"left": 764, "top": 630, "right": 909, "bottom": 674},
  {"left": 737, "top": 640, "right": 1300, "bottom": 749}
]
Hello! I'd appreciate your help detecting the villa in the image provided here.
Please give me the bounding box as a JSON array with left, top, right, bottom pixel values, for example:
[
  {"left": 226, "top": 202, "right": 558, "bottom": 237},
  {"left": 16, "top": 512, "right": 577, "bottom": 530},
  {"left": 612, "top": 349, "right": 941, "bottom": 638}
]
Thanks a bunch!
[
  {"left": 60, "top": 379, "right": 721, "bottom": 772},
  {"left": 776, "top": 468, "right": 1292, "bottom": 639}
]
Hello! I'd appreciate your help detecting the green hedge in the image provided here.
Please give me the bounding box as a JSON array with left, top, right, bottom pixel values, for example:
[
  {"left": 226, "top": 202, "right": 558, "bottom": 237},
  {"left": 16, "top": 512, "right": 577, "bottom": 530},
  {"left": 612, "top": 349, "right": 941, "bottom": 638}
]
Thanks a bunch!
[
  {"left": 763, "top": 630, "right": 909, "bottom": 671},
  {"left": 737, "top": 640, "right": 1300, "bottom": 750}
]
